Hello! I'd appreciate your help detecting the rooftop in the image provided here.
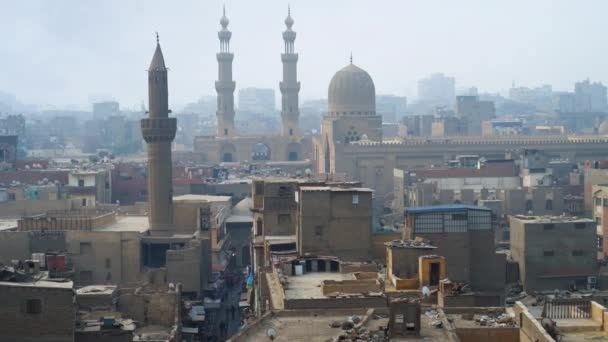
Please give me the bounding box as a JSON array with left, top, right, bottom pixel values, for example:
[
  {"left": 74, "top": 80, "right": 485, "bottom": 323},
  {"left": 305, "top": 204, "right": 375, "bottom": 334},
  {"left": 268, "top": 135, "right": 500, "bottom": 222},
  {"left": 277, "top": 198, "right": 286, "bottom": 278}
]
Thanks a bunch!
[
  {"left": 94, "top": 215, "right": 149, "bottom": 232},
  {"left": 406, "top": 204, "right": 491, "bottom": 214},
  {"left": 284, "top": 272, "right": 355, "bottom": 300},
  {"left": 385, "top": 239, "right": 436, "bottom": 249},
  {"left": 173, "top": 194, "right": 232, "bottom": 203},
  {"left": 299, "top": 186, "right": 373, "bottom": 192},
  {"left": 0, "top": 279, "right": 73, "bottom": 289},
  {"left": 510, "top": 215, "right": 594, "bottom": 224}
]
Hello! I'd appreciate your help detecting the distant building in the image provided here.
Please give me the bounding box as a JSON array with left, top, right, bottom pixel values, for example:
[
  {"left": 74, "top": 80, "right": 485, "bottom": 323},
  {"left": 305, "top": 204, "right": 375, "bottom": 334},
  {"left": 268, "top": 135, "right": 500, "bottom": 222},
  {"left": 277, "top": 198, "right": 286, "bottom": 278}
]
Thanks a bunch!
[
  {"left": 92, "top": 101, "right": 120, "bottom": 120},
  {"left": 238, "top": 87, "right": 276, "bottom": 113},
  {"left": 575, "top": 79, "right": 607, "bottom": 112},
  {"left": 592, "top": 184, "right": 608, "bottom": 259},
  {"left": 456, "top": 96, "right": 495, "bottom": 136},
  {"left": 509, "top": 85, "right": 553, "bottom": 111},
  {"left": 0, "top": 135, "right": 17, "bottom": 170},
  {"left": 509, "top": 215, "right": 597, "bottom": 292},
  {"left": 376, "top": 95, "right": 407, "bottom": 123},
  {"left": 67, "top": 169, "right": 112, "bottom": 208},
  {"left": 417, "top": 73, "right": 455, "bottom": 107}
]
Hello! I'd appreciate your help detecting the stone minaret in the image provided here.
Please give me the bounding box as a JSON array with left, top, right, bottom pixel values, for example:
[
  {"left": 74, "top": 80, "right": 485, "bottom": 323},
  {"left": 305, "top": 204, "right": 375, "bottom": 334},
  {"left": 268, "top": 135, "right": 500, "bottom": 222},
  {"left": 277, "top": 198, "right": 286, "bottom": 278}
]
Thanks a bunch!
[
  {"left": 280, "top": 6, "right": 300, "bottom": 137},
  {"left": 141, "top": 35, "right": 176, "bottom": 235},
  {"left": 216, "top": 6, "right": 236, "bottom": 137}
]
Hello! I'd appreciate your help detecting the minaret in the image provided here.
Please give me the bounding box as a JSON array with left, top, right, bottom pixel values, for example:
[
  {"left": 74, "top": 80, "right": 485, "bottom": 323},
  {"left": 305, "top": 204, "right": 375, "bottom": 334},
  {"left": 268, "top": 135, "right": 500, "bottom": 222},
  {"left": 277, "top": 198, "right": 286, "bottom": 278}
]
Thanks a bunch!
[
  {"left": 280, "top": 6, "right": 301, "bottom": 137},
  {"left": 141, "top": 34, "right": 176, "bottom": 235},
  {"left": 216, "top": 6, "right": 236, "bottom": 137}
]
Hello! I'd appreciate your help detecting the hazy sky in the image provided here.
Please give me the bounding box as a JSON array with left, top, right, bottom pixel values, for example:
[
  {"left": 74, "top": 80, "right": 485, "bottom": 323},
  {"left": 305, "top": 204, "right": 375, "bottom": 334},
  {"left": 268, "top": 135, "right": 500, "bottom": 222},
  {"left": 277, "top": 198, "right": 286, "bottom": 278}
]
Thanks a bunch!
[{"left": 1, "top": 0, "right": 607, "bottom": 110}]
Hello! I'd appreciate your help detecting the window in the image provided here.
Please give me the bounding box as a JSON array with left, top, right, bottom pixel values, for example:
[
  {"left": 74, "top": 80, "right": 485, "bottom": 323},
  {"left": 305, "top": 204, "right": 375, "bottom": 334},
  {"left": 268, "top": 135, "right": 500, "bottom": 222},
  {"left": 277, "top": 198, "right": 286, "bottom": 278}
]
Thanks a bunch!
[
  {"left": 575, "top": 223, "right": 587, "bottom": 229},
  {"left": 278, "top": 214, "right": 291, "bottom": 225},
  {"left": 105, "top": 181, "right": 110, "bottom": 189},
  {"left": 596, "top": 217, "right": 602, "bottom": 225},
  {"left": 289, "top": 128, "right": 293, "bottom": 136},
  {"left": 255, "top": 218, "right": 263, "bottom": 236},
  {"left": 596, "top": 197, "right": 603, "bottom": 206},
  {"left": 81, "top": 198, "right": 87, "bottom": 206},
  {"left": 452, "top": 213, "right": 467, "bottom": 221},
  {"left": 543, "top": 224, "right": 554, "bottom": 230},
  {"left": 224, "top": 128, "right": 228, "bottom": 136},
  {"left": 543, "top": 250, "right": 555, "bottom": 257},
  {"left": 545, "top": 199, "right": 553, "bottom": 211},
  {"left": 78, "top": 179, "right": 85, "bottom": 187},
  {"left": 26, "top": 299, "right": 42, "bottom": 314},
  {"left": 315, "top": 226, "right": 323, "bottom": 237},
  {"left": 352, "top": 194, "right": 359, "bottom": 205},
  {"left": 80, "top": 242, "right": 92, "bottom": 254},
  {"left": 604, "top": 198, "right": 608, "bottom": 208},
  {"left": 105, "top": 258, "right": 111, "bottom": 268},
  {"left": 572, "top": 250, "right": 584, "bottom": 256}
]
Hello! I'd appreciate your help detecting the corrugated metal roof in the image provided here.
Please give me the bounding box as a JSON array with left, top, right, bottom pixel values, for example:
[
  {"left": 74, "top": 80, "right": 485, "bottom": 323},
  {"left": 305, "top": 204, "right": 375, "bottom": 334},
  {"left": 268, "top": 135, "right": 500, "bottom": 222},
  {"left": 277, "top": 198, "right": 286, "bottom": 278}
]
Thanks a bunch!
[{"left": 405, "top": 204, "right": 491, "bottom": 214}]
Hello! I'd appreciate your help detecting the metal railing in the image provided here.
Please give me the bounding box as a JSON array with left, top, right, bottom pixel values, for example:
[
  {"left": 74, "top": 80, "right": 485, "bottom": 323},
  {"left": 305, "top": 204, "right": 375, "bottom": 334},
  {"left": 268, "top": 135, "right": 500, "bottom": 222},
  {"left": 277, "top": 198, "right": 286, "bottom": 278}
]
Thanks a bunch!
[{"left": 542, "top": 299, "right": 591, "bottom": 319}]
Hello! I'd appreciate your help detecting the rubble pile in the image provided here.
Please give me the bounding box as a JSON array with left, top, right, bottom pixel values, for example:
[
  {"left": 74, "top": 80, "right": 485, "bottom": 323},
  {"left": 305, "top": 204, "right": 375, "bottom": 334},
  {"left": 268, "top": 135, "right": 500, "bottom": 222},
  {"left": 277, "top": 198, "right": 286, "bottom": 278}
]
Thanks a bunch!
[{"left": 329, "top": 315, "right": 389, "bottom": 342}]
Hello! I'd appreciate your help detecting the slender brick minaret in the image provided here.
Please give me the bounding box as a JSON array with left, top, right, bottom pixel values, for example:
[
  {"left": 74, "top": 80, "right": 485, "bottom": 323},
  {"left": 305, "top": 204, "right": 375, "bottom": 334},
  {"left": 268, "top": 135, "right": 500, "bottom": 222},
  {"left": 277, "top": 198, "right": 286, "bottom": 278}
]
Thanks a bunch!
[
  {"left": 280, "top": 6, "right": 300, "bottom": 137},
  {"left": 216, "top": 6, "right": 236, "bottom": 137},
  {"left": 141, "top": 34, "right": 176, "bottom": 235}
]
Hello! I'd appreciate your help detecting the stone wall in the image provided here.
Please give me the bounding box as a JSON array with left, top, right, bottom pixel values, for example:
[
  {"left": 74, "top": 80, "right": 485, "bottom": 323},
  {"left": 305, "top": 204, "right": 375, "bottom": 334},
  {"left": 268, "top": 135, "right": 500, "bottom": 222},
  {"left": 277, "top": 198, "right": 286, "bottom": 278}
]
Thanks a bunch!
[
  {"left": 513, "top": 301, "right": 555, "bottom": 342},
  {"left": 117, "top": 289, "right": 177, "bottom": 327}
]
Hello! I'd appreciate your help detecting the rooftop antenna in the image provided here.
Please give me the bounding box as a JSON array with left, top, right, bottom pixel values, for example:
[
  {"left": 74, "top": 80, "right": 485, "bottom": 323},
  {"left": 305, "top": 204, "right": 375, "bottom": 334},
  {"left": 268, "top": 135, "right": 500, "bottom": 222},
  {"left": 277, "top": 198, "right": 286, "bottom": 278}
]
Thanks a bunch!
[
  {"left": 350, "top": 52, "right": 353, "bottom": 64},
  {"left": 155, "top": 31, "right": 159, "bottom": 44}
]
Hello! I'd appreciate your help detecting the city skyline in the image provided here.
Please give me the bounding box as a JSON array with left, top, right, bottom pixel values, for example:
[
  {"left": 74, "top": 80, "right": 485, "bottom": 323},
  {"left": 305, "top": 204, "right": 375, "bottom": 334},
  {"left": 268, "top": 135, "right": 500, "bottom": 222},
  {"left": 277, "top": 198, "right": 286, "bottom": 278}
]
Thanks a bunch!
[{"left": 1, "top": 0, "right": 607, "bottom": 109}]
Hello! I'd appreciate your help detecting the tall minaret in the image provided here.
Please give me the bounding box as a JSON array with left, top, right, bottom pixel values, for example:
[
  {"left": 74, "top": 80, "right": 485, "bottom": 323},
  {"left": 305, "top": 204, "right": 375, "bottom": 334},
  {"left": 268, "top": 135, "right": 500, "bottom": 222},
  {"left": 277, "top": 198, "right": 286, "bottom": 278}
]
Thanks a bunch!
[
  {"left": 141, "top": 34, "right": 176, "bottom": 235},
  {"left": 280, "top": 6, "right": 301, "bottom": 137},
  {"left": 216, "top": 6, "right": 236, "bottom": 137}
]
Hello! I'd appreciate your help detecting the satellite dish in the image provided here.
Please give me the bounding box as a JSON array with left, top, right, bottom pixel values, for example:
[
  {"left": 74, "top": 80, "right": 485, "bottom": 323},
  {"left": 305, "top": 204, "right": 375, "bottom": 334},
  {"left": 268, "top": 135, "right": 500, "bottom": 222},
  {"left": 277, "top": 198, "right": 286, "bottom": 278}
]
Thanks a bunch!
[{"left": 266, "top": 327, "right": 277, "bottom": 340}]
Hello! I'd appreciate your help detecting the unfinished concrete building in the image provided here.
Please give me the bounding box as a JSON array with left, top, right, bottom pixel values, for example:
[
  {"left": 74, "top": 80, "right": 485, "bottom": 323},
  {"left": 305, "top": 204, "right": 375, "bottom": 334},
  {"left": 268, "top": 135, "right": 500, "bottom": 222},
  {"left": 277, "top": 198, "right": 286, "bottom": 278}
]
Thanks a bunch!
[
  {"left": 510, "top": 215, "right": 597, "bottom": 292},
  {"left": 297, "top": 186, "right": 374, "bottom": 261},
  {"left": 404, "top": 205, "right": 506, "bottom": 304}
]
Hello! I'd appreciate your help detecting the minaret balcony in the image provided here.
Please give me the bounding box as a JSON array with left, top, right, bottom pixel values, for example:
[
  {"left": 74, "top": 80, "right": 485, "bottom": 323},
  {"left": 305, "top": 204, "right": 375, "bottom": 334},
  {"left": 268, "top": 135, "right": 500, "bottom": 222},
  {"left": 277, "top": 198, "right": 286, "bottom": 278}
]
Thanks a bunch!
[
  {"left": 281, "top": 53, "right": 299, "bottom": 62},
  {"left": 141, "top": 118, "right": 177, "bottom": 143},
  {"left": 215, "top": 81, "right": 236, "bottom": 91}
]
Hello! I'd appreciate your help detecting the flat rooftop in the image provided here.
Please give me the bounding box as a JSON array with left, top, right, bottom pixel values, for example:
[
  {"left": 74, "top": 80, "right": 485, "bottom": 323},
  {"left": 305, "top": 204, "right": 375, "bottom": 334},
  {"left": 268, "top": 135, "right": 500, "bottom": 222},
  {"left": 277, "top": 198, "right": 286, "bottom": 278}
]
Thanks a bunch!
[
  {"left": 173, "top": 194, "right": 232, "bottom": 203},
  {"left": 94, "top": 215, "right": 149, "bottom": 232},
  {"left": 385, "top": 239, "right": 436, "bottom": 249},
  {"left": 511, "top": 215, "right": 594, "bottom": 223},
  {"left": 0, "top": 279, "right": 73, "bottom": 289},
  {"left": 230, "top": 309, "right": 453, "bottom": 342},
  {"left": 284, "top": 272, "right": 355, "bottom": 300},
  {"left": 300, "top": 186, "right": 373, "bottom": 192},
  {"left": 0, "top": 219, "right": 18, "bottom": 231}
]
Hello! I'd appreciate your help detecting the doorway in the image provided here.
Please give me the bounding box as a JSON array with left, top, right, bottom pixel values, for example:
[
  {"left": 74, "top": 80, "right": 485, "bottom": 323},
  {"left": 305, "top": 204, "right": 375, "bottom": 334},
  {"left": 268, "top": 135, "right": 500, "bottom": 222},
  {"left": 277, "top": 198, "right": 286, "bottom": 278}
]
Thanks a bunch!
[{"left": 429, "top": 262, "right": 440, "bottom": 286}]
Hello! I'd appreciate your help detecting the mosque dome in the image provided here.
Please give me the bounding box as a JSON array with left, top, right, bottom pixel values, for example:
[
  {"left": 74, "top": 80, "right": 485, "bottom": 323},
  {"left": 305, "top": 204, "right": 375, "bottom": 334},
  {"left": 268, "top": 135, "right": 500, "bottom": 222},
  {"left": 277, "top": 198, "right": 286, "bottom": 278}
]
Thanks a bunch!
[
  {"left": 599, "top": 119, "right": 608, "bottom": 135},
  {"left": 328, "top": 63, "right": 376, "bottom": 116}
]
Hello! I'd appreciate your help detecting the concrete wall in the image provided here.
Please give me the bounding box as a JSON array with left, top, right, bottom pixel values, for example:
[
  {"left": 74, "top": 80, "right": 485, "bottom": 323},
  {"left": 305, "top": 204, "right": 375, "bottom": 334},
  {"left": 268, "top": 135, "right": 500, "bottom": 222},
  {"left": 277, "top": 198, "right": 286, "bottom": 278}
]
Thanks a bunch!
[
  {"left": 67, "top": 231, "right": 141, "bottom": 286},
  {"left": 166, "top": 238, "right": 211, "bottom": 297},
  {"left": 510, "top": 217, "right": 596, "bottom": 292},
  {"left": 0, "top": 231, "right": 30, "bottom": 263},
  {"left": 117, "top": 289, "right": 177, "bottom": 327},
  {"left": 455, "top": 328, "right": 519, "bottom": 342},
  {"left": 298, "top": 189, "right": 373, "bottom": 261},
  {"left": 513, "top": 302, "right": 555, "bottom": 342},
  {"left": 372, "top": 232, "right": 401, "bottom": 262},
  {"left": 284, "top": 296, "right": 386, "bottom": 310},
  {"left": 321, "top": 279, "right": 381, "bottom": 295},
  {"left": 0, "top": 285, "right": 75, "bottom": 342}
]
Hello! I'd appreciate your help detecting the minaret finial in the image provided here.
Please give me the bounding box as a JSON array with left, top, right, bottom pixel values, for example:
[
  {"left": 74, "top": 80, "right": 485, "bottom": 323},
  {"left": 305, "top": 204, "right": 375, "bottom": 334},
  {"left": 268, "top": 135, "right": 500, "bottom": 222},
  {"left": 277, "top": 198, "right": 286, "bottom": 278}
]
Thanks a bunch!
[
  {"left": 288, "top": 4, "right": 291, "bottom": 16},
  {"left": 350, "top": 52, "right": 353, "bottom": 64},
  {"left": 155, "top": 32, "right": 159, "bottom": 44},
  {"left": 223, "top": 4, "right": 226, "bottom": 16}
]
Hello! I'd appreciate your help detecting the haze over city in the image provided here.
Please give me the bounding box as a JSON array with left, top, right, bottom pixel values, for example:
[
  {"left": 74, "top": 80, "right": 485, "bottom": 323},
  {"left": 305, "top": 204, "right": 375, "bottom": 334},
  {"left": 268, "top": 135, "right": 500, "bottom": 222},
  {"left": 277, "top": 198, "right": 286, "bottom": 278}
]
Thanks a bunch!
[
  {"left": 2, "top": 0, "right": 608, "bottom": 109},
  {"left": 3, "top": 2, "right": 608, "bottom": 342}
]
